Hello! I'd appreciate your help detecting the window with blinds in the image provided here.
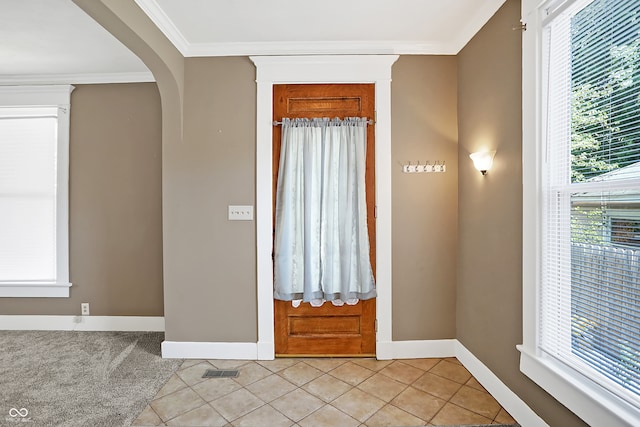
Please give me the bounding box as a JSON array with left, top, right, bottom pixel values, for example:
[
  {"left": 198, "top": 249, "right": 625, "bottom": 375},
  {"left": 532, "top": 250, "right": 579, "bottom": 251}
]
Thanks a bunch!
[
  {"left": 0, "top": 85, "right": 72, "bottom": 298},
  {"left": 0, "top": 109, "right": 58, "bottom": 282},
  {"left": 541, "top": 0, "right": 640, "bottom": 408}
]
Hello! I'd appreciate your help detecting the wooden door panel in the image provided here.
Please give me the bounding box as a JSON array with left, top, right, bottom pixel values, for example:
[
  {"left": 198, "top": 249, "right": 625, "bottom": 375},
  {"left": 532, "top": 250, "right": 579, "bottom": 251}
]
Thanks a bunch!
[
  {"left": 287, "top": 96, "right": 362, "bottom": 114},
  {"left": 273, "top": 83, "right": 376, "bottom": 357},
  {"left": 290, "top": 315, "right": 361, "bottom": 335}
]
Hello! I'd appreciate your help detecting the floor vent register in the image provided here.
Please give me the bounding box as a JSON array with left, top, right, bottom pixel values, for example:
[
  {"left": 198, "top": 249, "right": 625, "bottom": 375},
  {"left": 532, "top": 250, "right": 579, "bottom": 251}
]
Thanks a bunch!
[{"left": 202, "top": 369, "right": 239, "bottom": 379}]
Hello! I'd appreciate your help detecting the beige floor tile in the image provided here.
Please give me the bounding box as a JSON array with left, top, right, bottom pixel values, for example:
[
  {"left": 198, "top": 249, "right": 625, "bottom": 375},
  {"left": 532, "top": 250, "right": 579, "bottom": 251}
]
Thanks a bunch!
[
  {"left": 429, "top": 360, "right": 472, "bottom": 384},
  {"left": 154, "top": 374, "right": 189, "bottom": 399},
  {"left": 331, "top": 388, "right": 385, "bottom": 422},
  {"left": 357, "top": 373, "right": 406, "bottom": 402},
  {"left": 256, "top": 358, "right": 299, "bottom": 373},
  {"left": 151, "top": 388, "right": 207, "bottom": 422},
  {"left": 132, "top": 405, "right": 163, "bottom": 426},
  {"left": 192, "top": 378, "right": 242, "bottom": 402},
  {"left": 430, "top": 402, "right": 492, "bottom": 426},
  {"left": 351, "top": 358, "right": 393, "bottom": 372},
  {"left": 143, "top": 357, "right": 514, "bottom": 427},
  {"left": 165, "top": 403, "right": 228, "bottom": 427},
  {"left": 379, "top": 361, "right": 424, "bottom": 385},
  {"left": 298, "top": 405, "right": 360, "bottom": 427},
  {"left": 303, "top": 358, "right": 349, "bottom": 372},
  {"left": 210, "top": 388, "right": 265, "bottom": 422},
  {"left": 246, "top": 374, "right": 297, "bottom": 403},
  {"left": 443, "top": 357, "right": 463, "bottom": 365},
  {"left": 363, "top": 404, "right": 425, "bottom": 427},
  {"left": 180, "top": 359, "right": 209, "bottom": 370},
  {"left": 328, "top": 361, "right": 374, "bottom": 386},
  {"left": 400, "top": 358, "right": 441, "bottom": 372},
  {"left": 177, "top": 362, "right": 216, "bottom": 387},
  {"left": 279, "top": 362, "right": 323, "bottom": 386},
  {"left": 494, "top": 407, "right": 517, "bottom": 424},
  {"left": 412, "top": 372, "right": 463, "bottom": 400},
  {"left": 302, "top": 374, "right": 352, "bottom": 402},
  {"left": 232, "top": 404, "right": 294, "bottom": 427},
  {"left": 390, "top": 386, "right": 445, "bottom": 422},
  {"left": 270, "top": 388, "right": 325, "bottom": 422},
  {"left": 450, "top": 385, "right": 501, "bottom": 420},
  {"left": 234, "top": 362, "right": 272, "bottom": 386},
  {"left": 465, "top": 376, "right": 488, "bottom": 392}
]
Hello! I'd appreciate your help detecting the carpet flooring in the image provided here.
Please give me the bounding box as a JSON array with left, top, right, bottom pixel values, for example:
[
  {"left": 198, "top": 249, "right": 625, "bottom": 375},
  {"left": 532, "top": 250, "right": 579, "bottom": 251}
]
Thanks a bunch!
[{"left": 0, "top": 331, "right": 182, "bottom": 427}]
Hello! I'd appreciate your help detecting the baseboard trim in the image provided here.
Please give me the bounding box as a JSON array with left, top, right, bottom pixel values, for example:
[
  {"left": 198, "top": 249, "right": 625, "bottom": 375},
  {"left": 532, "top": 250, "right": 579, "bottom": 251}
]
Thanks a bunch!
[
  {"left": 256, "top": 341, "right": 275, "bottom": 360},
  {"left": 163, "top": 339, "right": 459, "bottom": 361},
  {"left": 456, "top": 341, "right": 549, "bottom": 427},
  {"left": 162, "top": 341, "right": 258, "bottom": 360},
  {"left": 0, "top": 315, "right": 164, "bottom": 332},
  {"left": 377, "top": 339, "right": 457, "bottom": 360}
]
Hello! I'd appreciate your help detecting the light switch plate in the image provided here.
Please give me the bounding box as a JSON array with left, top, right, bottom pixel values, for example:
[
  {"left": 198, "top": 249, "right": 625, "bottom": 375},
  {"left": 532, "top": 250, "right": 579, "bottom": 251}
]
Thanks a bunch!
[{"left": 228, "top": 205, "right": 254, "bottom": 220}]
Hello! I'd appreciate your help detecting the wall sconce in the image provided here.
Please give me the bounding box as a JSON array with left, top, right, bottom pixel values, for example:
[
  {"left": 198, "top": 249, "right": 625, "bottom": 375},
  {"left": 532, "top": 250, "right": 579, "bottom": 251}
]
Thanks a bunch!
[{"left": 469, "top": 150, "right": 496, "bottom": 175}]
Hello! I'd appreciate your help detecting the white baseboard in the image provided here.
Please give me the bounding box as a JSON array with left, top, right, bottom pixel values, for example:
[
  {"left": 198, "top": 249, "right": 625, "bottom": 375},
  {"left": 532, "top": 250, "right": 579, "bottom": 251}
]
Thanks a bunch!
[
  {"left": 163, "top": 339, "right": 458, "bottom": 361},
  {"left": 456, "top": 341, "right": 548, "bottom": 427},
  {"left": 0, "top": 315, "right": 164, "bottom": 332},
  {"left": 162, "top": 341, "right": 258, "bottom": 360},
  {"left": 377, "top": 339, "right": 457, "bottom": 360},
  {"left": 256, "top": 341, "right": 275, "bottom": 360}
]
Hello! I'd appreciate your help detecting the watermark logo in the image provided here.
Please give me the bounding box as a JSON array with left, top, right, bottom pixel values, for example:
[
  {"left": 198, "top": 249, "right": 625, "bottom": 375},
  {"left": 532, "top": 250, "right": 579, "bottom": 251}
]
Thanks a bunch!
[
  {"left": 7, "top": 408, "right": 31, "bottom": 423},
  {"left": 9, "top": 409, "right": 28, "bottom": 418}
]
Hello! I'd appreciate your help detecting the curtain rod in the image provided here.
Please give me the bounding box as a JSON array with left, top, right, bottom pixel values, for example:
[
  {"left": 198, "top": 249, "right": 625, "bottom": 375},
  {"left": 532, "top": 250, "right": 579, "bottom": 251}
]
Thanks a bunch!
[{"left": 272, "top": 119, "right": 374, "bottom": 126}]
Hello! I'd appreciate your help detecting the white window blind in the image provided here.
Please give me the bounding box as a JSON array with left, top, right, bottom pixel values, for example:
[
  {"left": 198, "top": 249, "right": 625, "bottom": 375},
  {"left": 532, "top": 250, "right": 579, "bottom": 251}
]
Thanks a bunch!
[
  {"left": 0, "top": 85, "right": 72, "bottom": 297},
  {"left": 0, "top": 109, "right": 58, "bottom": 282},
  {"left": 541, "top": 0, "right": 640, "bottom": 409}
]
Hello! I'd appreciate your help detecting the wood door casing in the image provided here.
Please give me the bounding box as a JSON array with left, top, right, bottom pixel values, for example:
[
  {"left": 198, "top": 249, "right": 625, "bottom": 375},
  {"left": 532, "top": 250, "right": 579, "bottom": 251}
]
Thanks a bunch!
[{"left": 273, "top": 84, "right": 376, "bottom": 357}]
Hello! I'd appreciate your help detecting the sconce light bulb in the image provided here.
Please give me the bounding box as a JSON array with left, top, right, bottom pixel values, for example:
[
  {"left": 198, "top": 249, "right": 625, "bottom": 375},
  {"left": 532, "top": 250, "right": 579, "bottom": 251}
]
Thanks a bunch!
[{"left": 470, "top": 150, "right": 496, "bottom": 176}]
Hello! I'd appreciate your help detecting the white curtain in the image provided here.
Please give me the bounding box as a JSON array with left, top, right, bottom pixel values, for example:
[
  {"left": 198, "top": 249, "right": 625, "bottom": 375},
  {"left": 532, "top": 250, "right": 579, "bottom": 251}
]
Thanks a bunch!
[{"left": 273, "top": 117, "right": 376, "bottom": 306}]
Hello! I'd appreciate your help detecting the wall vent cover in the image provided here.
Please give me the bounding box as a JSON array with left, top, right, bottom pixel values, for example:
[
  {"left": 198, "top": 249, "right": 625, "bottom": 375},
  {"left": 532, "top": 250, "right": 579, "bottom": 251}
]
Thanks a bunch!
[{"left": 202, "top": 369, "right": 239, "bottom": 378}]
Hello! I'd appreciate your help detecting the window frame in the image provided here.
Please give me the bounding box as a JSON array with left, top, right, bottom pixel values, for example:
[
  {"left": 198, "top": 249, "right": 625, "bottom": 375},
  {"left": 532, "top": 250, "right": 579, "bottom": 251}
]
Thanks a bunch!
[
  {"left": 521, "top": 0, "right": 640, "bottom": 425},
  {"left": 0, "top": 85, "right": 73, "bottom": 297}
]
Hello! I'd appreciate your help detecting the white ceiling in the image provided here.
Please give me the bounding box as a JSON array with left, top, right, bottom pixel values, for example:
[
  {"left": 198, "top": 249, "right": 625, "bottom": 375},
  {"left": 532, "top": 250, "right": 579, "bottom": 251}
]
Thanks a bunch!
[
  {"left": 1, "top": 0, "right": 509, "bottom": 84},
  {"left": 138, "top": 0, "right": 509, "bottom": 56},
  {"left": 0, "top": 0, "right": 152, "bottom": 84}
]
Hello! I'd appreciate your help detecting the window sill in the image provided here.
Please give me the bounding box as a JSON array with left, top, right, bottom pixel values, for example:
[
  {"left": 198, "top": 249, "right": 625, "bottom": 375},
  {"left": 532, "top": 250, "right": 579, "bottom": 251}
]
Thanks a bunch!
[
  {"left": 0, "top": 282, "right": 72, "bottom": 298},
  {"left": 518, "top": 345, "right": 640, "bottom": 427}
]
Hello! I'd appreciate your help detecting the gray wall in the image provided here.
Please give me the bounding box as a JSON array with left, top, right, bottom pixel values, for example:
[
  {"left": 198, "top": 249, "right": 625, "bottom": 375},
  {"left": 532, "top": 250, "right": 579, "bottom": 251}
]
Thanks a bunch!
[
  {"left": 456, "top": 1, "right": 588, "bottom": 426},
  {"left": 0, "top": 83, "right": 164, "bottom": 316},
  {"left": 392, "top": 56, "right": 458, "bottom": 340},
  {"left": 162, "top": 57, "right": 258, "bottom": 342}
]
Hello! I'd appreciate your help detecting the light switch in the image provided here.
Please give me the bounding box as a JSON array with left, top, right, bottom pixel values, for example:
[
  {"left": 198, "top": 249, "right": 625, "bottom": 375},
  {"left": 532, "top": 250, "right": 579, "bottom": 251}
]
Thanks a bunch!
[{"left": 228, "top": 205, "right": 254, "bottom": 220}]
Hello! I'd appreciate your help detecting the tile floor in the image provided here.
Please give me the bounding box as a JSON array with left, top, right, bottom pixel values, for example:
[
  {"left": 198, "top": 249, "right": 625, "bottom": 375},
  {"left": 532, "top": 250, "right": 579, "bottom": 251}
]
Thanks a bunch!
[{"left": 133, "top": 357, "right": 517, "bottom": 427}]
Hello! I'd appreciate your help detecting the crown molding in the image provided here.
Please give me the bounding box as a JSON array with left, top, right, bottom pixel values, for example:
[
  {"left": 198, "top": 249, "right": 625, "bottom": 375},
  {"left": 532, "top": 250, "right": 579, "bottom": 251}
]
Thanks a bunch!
[
  {"left": 134, "top": 0, "right": 190, "bottom": 55},
  {"left": 186, "top": 40, "right": 459, "bottom": 57},
  {"left": 0, "top": 72, "right": 155, "bottom": 86},
  {"left": 452, "top": 0, "right": 508, "bottom": 52}
]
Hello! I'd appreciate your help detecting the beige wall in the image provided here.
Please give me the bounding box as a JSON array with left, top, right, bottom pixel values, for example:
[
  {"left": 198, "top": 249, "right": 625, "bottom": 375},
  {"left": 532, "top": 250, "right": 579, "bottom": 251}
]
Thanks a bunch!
[
  {"left": 391, "top": 56, "right": 458, "bottom": 340},
  {"left": 162, "top": 57, "right": 258, "bottom": 342},
  {"left": 0, "top": 83, "right": 164, "bottom": 316},
  {"left": 457, "top": 1, "right": 588, "bottom": 426}
]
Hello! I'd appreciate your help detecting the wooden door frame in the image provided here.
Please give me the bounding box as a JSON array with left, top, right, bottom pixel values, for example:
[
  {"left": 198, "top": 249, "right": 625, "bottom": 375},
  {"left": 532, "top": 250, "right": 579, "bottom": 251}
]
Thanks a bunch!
[{"left": 251, "top": 55, "right": 399, "bottom": 360}]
